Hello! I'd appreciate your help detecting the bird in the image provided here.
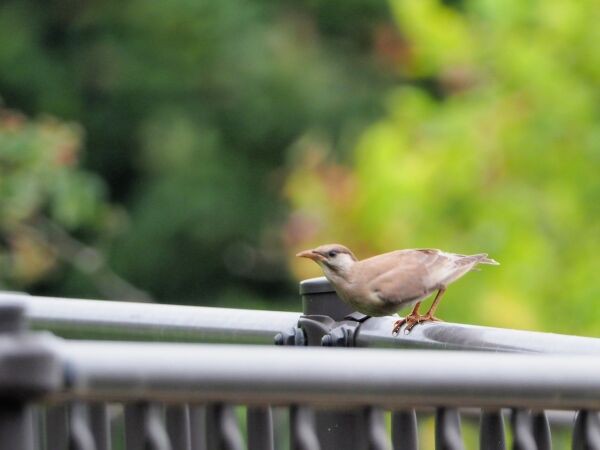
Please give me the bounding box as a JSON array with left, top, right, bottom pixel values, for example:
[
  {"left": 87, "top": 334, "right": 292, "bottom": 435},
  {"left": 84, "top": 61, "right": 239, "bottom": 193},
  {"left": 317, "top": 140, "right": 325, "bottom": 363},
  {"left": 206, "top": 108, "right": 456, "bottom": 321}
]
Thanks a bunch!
[{"left": 296, "top": 244, "right": 499, "bottom": 334}]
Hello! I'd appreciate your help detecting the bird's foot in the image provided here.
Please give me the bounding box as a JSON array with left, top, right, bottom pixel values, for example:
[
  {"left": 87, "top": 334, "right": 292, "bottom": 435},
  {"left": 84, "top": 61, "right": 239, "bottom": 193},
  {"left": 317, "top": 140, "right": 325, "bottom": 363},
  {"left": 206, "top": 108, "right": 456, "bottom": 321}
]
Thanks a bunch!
[{"left": 392, "top": 314, "right": 443, "bottom": 335}]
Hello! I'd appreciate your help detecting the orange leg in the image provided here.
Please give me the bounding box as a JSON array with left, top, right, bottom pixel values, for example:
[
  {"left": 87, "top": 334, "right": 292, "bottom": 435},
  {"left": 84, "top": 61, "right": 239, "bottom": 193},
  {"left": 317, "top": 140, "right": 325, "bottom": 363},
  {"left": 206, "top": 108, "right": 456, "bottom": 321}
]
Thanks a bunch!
[{"left": 392, "top": 288, "right": 446, "bottom": 335}]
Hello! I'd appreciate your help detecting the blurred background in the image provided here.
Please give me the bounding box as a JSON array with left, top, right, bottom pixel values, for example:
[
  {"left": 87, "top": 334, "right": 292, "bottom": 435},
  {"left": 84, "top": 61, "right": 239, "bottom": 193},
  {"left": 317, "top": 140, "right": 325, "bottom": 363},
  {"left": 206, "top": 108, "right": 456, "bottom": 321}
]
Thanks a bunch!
[{"left": 0, "top": 0, "right": 598, "bottom": 335}]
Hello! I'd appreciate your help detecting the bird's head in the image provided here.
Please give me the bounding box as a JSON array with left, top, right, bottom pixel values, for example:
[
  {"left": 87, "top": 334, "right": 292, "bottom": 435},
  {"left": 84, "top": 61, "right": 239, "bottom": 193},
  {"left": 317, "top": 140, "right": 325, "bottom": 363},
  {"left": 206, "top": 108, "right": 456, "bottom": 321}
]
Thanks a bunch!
[{"left": 296, "top": 243, "right": 357, "bottom": 276}]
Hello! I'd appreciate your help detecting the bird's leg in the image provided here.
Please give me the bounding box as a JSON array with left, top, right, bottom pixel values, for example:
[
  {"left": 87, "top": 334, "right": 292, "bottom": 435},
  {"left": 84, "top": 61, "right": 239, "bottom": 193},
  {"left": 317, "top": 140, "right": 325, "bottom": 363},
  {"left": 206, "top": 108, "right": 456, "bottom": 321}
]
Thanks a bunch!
[
  {"left": 421, "top": 287, "right": 446, "bottom": 322},
  {"left": 399, "top": 288, "right": 447, "bottom": 334},
  {"left": 392, "top": 302, "right": 422, "bottom": 336}
]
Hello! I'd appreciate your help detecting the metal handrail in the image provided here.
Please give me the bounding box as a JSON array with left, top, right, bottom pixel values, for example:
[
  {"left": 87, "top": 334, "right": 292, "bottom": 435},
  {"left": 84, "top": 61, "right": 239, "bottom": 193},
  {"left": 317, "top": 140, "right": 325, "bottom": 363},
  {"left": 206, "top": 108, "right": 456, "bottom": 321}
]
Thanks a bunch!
[
  {"left": 355, "top": 316, "right": 600, "bottom": 354},
  {"left": 5, "top": 289, "right": 600, "bottom": 355},
  {"left": 41, "top": 339, "right": 600, "bottom": 410},
  {"left": 0, "top": 293, "right": 300, "bottom": 344}
]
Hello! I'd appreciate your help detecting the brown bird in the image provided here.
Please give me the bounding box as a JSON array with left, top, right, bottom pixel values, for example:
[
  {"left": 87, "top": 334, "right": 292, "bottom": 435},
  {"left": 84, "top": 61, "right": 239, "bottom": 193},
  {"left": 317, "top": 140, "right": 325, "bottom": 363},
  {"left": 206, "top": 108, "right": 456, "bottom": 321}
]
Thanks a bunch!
[{"left": 297, "top": 244, "right": 499, "bottom": 334}]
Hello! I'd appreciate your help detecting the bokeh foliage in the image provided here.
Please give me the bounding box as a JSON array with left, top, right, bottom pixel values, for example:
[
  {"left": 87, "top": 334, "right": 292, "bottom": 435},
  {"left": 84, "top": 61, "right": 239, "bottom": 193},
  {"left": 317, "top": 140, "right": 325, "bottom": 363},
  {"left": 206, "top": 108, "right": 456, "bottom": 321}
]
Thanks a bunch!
[
  {"left": 0, "top": 0, "right": 598, "bottom": 338},
  {"left": 0, "top": 108, "right": 112, "bottom": 287},
  {"left": 286, "top": 0, "right": 600, "bottom": 334},
  {"left": 0, "top": 0, "right": 389, "bottom": 303}
]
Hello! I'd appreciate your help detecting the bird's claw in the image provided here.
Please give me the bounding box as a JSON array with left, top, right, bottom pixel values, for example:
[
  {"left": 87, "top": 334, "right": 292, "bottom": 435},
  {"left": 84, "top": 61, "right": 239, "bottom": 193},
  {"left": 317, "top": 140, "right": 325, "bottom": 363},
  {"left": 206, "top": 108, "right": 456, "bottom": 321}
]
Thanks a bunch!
[
  {"left": 392, "top": 319, "right": 406, "bottom": 336},
  {"left": 392, "top": 314, "right": 443, "bottom": 336}
]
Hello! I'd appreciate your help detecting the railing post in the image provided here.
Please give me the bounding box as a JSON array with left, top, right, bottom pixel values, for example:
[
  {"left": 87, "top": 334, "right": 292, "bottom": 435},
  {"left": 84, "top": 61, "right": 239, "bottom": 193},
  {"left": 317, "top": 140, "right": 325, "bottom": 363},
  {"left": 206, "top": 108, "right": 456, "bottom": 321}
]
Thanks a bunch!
[
  {"left": 166, "top": 405, "right": 191, "bottom": 450},
  {"left": 89, "top": 403, "right": 111, "bottom": 450},
  {"left": 510, "top": 409, "right": 536, "bottom": 450},
  {"left": 435, "top": 408, "right": 464, "bottom": 450},
  {"left": 189, "top": 406, "right": 207, "bottom": 450},
  {"left": 532, "top": 411, "right": 551, "bottom": 450},
  {"left": 290, "top": 406, "right": 320, "bottom": 450},
  {"left": 0, "top": 302, "right": 62, "bottom": 450},
  {"left": 69, "top": 402, "right": 96, "bottom": 450},
  {"left": 480, "top": 410, "right": 506, "bottom": 450},
  {"left": 247, "top": 406, "right": 274, "bottom": 450},
  {"left": 573, "top": 410, "right": 600, "bottom": 450},
  {"left": 297, "top": 277, "right": 373, "bottom": 450},
  {"left": 125, "top": 403, "right": 171, "bottom": 450},
  {"left": 45, "top": 404, "right": 69, "bottom": 450},
  {"left": 205, "top": 404, "right": 244, "bottom": 450},
  {"left": 391, "top": 410, "right": 418, "bottom": 450}
]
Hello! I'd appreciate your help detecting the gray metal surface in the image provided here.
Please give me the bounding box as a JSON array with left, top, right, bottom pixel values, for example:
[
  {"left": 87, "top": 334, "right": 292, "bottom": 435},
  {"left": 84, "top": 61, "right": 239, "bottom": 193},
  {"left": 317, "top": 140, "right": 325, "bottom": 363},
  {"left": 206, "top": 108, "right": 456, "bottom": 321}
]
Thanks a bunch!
[
  {"left": 0, "top": 293, "right": 300, "bottom": 344},
  {"left": 299, "top": 277, "right": 600, "bottom": 354},
  {"left": 49, "top": 341, "right": 600, "bottom": 410},
  {"left": 356, "top": 316, "right": 600, "bottom": 354},
  {"left": 5, "top": 282, "right": 600, "bottom": 354}
]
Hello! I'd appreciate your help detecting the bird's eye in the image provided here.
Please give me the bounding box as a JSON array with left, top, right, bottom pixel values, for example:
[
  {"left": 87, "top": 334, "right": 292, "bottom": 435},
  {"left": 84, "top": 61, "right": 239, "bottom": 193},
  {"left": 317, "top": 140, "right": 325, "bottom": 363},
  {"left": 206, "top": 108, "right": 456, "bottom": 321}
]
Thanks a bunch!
[{"left": 328, "top": 251, "right": 337, "bottom": 258}]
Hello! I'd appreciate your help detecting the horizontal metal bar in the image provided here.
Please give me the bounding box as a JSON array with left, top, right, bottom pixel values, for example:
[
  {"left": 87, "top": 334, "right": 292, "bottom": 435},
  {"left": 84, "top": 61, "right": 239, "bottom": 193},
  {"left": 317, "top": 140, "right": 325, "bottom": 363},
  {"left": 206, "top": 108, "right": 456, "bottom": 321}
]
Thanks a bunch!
[
  {"left": 46, "top": 340, "right": 600, "bottom": 410},
  {"left": 6, "top": 290, "right": 600, "bottom": 355},
  {"left": 355, "top": 316, "right": 600, "bottom": 354},
  {"left": 0, "top": 293, "right": 300, "bottom": 345}
]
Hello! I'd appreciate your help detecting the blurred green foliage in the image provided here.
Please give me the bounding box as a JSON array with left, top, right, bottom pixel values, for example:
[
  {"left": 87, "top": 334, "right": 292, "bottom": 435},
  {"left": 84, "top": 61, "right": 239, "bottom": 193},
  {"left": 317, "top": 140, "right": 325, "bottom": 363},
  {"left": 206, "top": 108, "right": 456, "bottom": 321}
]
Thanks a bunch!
[
  {"left": 0, "top": 0, "right": 390, "bottom": 303},
  {"left": 286, "top": 0, "right": 600, "bottom": 334},
  {"left": 0, "top": 108, "right": 112, "bottom": 287},
  {"left": 0, "top": 0, "right": 599, "bottom": 338},
  {"left": 0, "top": 2, "right": 597, "bottom": 447}
]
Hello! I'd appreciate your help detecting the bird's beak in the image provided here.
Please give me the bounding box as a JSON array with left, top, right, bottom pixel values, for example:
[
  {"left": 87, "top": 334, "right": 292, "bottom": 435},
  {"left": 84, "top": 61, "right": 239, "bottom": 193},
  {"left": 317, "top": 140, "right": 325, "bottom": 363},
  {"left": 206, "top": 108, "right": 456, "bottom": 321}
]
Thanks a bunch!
[{"left": 296, "top": 249, "right": 324, "bottom": 261}]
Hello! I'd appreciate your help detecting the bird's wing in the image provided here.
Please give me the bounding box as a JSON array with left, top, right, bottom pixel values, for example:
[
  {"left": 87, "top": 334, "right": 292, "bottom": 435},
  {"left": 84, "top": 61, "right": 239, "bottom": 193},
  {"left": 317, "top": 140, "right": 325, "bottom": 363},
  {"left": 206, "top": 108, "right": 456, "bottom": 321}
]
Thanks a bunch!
[{"left": 355, "top": 249, "right": 456, "bottom": 304}]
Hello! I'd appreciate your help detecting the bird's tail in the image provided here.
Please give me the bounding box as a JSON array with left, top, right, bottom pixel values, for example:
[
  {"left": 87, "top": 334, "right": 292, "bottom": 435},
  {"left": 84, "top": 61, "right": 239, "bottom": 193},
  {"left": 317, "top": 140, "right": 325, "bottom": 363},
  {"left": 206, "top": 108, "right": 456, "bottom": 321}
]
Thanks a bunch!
[
  {"left": 470, "top": 253, "right": 500, "bottom": 265},
  {"left": 454, "top": 253, "right": 499, "bottom": 267}
]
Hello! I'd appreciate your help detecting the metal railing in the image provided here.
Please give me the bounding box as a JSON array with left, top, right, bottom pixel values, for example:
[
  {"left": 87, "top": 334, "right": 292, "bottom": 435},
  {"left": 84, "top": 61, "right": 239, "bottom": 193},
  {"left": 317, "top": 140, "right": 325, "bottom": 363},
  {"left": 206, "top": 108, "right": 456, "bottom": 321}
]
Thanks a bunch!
[{"left": 2, "top": 277, "right": 600, "bottom": 450}]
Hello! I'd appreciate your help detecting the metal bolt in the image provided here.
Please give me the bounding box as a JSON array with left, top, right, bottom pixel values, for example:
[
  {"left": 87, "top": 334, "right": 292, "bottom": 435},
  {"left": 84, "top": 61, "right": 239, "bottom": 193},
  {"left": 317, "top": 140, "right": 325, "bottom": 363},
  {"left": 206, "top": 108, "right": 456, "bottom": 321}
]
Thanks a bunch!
[
  {"left": 321, "top": 335, "right": 333, "bottom": 347},
  {"left": 274, "top": 333, "right": 284, "bottom": 346},
  {"left": 274, "top": 327, "right": 306, "bottom": 346}
]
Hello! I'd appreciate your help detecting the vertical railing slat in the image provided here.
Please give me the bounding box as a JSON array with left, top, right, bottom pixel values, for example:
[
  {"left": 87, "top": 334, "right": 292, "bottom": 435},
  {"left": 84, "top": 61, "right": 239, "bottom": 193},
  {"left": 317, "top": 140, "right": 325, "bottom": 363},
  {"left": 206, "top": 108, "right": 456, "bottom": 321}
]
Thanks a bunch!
[
  {"left": 532, "top": 411, "right": 551, "bottom": 450},
  {"left": 290, "top": 406, "right": 320, "bottom": 450},
  {"left": 189, "top": 406, "right": 207, "bottom": 450},
  {"left": 0, "top": 403, "right": 35, "bottom": 450},
  {"left": 32, "top": 406, "right": 42, "bottom": 450},
  {"left": 45, "top": 405, "right": 69, "bottom": 450},
  {"left": 392, "top": 410, "right": 418, "bottom": 450},
  {"left": 69, "top": 403, "right": 95, "bottom": 450},
  {"left": 247, "top": 406, "right": 274, "bottom": 450},
  {"left": 89, "top": 403, "right": 111, "bottom": 450},
  {"left": 125, "top": 403, "right": 171, "bottom": 450},
  {"left": 573, "top": 410, "right": 600, "bottom": 450},
  {"left": 480, "top": 410, "right": 506, "bottom": 450},
  {"left": 166, "top": 405, "right": 191, "bottom": 450},
  {"left": 435, "top": 408, "right": 465, "bottom": 450},
  {"left": 205, "top": 404, "right": 243, "bottom": 450},
  {"left": 510, "top": 409, "right": 536, "bottom": 450},
  {"left": 366, "top": 407, "right": 391, "bottom": 450}
]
